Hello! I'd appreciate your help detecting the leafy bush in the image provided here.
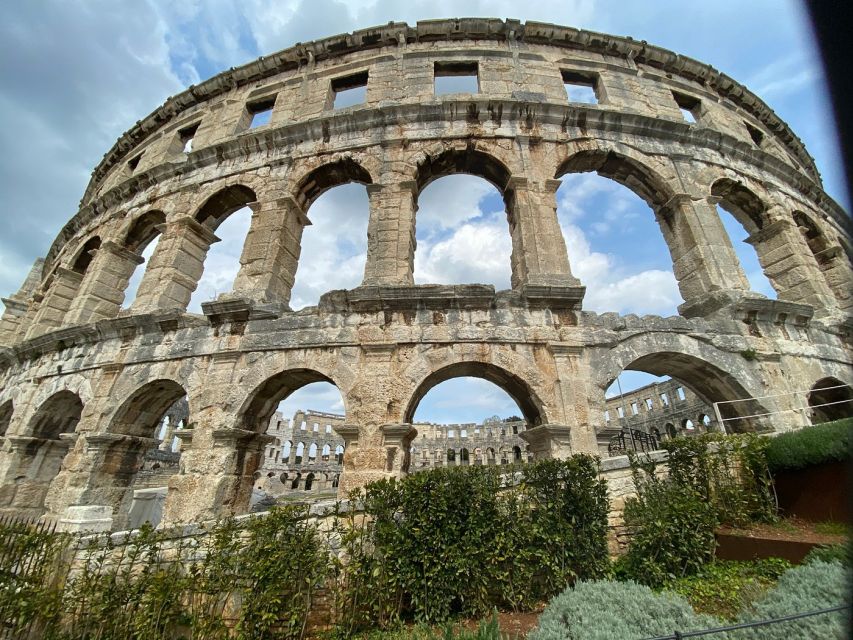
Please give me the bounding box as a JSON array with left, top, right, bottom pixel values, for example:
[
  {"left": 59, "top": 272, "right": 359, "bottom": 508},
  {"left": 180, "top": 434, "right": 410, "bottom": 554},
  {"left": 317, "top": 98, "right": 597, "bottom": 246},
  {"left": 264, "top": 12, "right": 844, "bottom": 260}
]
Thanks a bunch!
[
  {"left": 665, "top": 559, "right": 791, "bottom": 620},
  {"left": 529, "top": 579, "right": 721, "bottom": 640},
  {"left": 338, "top": 455, "right": 610, "bottom": 627},
  {"left": 621, "top": 434, "right": 776, "bottom": 587},
  {"left": 731, "top": 560, "right": 850, "bottom": 639},
  {"left": 340, "top": 613, "right": 505, "bottom": 640},
  {"left": 765, "top": 418, "right": 852, "bottom": 473}
]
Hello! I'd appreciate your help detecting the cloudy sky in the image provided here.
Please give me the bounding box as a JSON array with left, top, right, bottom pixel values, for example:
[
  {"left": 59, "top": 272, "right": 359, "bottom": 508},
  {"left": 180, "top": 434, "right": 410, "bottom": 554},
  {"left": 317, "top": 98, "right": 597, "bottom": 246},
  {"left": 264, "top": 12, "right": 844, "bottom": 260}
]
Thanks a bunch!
[{"left": 0, "top": 1, "right": 845, "bottom": 423}]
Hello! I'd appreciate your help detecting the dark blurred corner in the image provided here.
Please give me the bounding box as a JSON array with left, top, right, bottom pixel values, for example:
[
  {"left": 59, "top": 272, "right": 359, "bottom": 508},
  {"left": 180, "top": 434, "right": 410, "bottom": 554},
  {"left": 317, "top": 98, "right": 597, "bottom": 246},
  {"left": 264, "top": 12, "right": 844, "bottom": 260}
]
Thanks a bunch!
[{"left": 802, "top": 2, "right": 853, "bottom": 632}]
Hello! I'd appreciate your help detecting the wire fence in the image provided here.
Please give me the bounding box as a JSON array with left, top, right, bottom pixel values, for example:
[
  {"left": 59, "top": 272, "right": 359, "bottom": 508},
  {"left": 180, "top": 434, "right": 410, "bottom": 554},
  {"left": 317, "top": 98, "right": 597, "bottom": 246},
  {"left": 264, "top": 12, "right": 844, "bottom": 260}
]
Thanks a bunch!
[
  {"left": 641, "top": 604, "right": 849, "bottom": 639},
  {"left": 712, "top": 382, "right": 852, "bottom": 433}
]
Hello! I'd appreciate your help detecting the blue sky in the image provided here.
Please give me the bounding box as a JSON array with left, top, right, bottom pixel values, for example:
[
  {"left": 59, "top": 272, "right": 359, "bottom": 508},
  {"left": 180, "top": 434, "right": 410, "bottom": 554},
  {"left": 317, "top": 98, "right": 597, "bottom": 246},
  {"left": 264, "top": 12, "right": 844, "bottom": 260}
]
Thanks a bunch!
[{"left": 0, "top": 1, "right": 846, "bottom": 424}]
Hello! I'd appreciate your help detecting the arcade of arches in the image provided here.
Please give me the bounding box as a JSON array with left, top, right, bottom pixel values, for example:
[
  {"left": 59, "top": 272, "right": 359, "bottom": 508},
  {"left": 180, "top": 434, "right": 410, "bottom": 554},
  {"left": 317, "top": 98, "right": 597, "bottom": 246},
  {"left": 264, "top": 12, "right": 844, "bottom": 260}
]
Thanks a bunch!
[{"left": 0, "top": 19, "right": 850, "bottom": 532}]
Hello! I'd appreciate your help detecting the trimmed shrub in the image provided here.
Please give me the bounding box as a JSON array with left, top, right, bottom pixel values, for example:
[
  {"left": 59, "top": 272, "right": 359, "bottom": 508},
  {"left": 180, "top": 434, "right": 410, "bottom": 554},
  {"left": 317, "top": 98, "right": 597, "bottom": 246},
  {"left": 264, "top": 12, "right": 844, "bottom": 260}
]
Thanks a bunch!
[
  {"left": 529, "top": 579, "right": 722, "bottom": 640},
  {"left": 731, "top": 560, "right": 850, "bottom": 639},
  {"left": 765, "top": 418, "right": 852, "bottom": 473}
]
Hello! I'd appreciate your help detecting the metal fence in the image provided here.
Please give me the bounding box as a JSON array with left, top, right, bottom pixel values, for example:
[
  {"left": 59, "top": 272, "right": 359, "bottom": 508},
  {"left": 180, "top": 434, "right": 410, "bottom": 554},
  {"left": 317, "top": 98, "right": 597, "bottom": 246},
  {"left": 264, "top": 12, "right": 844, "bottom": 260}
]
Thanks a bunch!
[{"left": 641, "top": 604, "right": 849, "bottom": 639}]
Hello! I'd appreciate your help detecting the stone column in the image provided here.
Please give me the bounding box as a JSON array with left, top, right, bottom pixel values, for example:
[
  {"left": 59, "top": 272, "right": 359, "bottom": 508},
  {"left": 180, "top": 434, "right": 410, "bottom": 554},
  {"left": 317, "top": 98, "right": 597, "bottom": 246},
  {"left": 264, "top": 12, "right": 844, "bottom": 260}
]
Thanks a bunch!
[
  {"left": 548, "top": 342, "right": 600, "bottom": 454},
  {"left": 130, "top": 217, "right": 220, "bottom": 314},
  {"left": 381, "top": 423, "right": 418, "bottom": 475},
  {"left": 158, "top": 419, "right": 175, "bottom": 451},
  {"left": 816, "top": 245, "right": 853, "bottom": 312},
  {"left": 507, "top": 177, "right": 584, "bottom": 293},
  {"left": 161, "top": 427, "right": 273, "bottom": 525},
  {"left": 362, "top": 181, "right": 417, "bottom": 286},
  {"left": 0, "top": 436, "right": 74, "bottom": 519},
  {"left": 746, "top": 216, "right": 838, "bottom": 313},
  {"left": 230, "top": 198, "right": 307, "bottom": 306},
  {"left": 64, "top": 241, "right": 144, "bottom": 325},
  {"left": 519, "top": 424, "right": 574, "bottom": 459},
  {"left": 24, "top": 268, "right": 85, "bottom": 339},
  {"left": 0, "top": 258, "right": 44, "bottom": 346},
  {"left": 656, "top": 195, "right": 753, "bottom": 317}
]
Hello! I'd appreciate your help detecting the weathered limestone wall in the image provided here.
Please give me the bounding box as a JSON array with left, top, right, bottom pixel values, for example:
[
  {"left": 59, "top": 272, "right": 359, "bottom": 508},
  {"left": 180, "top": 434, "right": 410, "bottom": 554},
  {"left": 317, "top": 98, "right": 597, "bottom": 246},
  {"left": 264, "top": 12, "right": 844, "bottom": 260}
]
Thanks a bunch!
[{"left": 0, "top": 19, "right": 849, "bottom": 532}]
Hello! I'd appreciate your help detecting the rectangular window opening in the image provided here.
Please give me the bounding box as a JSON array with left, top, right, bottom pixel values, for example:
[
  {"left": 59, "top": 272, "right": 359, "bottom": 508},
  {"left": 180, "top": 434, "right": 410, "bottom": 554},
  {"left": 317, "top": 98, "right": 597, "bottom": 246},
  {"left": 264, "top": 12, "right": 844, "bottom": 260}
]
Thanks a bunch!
[
  {"left": 644, "top": 398, "right": 654, "bottom": 411},
  {"left": 604, "top": 410, "right": 610, "bottom": 422},
  {"left": 631, "top": 402, "right": 639, "bottom": 416},
  {"left": 332, "top": 71, "right": 368, "bottom": 109},
  {"left": 562, "top": 70, "right": 598, "bottom": 104},
  {"left": 745, "top": 122, "right": 764, "bottom": 146},
  {"left": 676, "top": 387, "right": 686, "bottom": 402},
  {"left": 660, "top": 392, "right": 669, "bottom": 407},
  {"left": 127, "top": 153, "right": 143, "bottom": 173},
  {"left": 178, "top": 122, "right": 200, "bottom": 153},
  {"left": 434, "top": 61, "right": 479, "bottom": 95},
  {"left": 247, "top": 98, "right": 276, "bottom": 129},
  {"left": 617, "top": 406, "right": 625, "bottom": 418},
  {"left": 672, "top": 91, "right": 700, "bottom": 124}
]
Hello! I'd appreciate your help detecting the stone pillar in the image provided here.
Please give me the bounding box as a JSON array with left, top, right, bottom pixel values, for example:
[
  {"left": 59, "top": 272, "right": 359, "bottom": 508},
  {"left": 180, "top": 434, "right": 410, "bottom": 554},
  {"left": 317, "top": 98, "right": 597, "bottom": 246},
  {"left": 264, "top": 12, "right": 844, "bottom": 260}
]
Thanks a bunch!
[
  {"left": 519, "top": 424, "right": 574, "bottom": 459},
  {"left": 131, "top": 217, "right": 220, "bottom": 314},
  {"left": 362, "top": 181, "right": 417, "bottom": 286},
  {"left": 816, "top": 245, "right": 853, "bottom": 312},
  {"left": 230, "top": 198, "right": 306, "bottom": 306},
  {"left": 507, "top": 177, "right": 584, "bottom": 292},
  {"left": 381, "top": 423, "right": 418, "bottom": 475},
  {"left": 656, "top": 195, "right": 753, "bottom": 317},
  {"left": 549, "top": 342, "right": 600, "bottom": 453},
  {"left": 158, "top": 419, "right": 175, "bottom": 451},
  {"left": 64, "top": 241, "right": 144, "bottom": 325},
  {"left": 0, "top": 436, "right": 73, "bottom": 518},
  {"left": 24, "top": 268, "right": 84, "bottom": 339},
  {"left": 0, "top": 258, "right": 44, "bottom": 346},
  {"left": 746, "top": 216, "right": 838, "bottom": 313},
  {"left": 0, "top": 298, "right": 28, "bottom": 346},
  {"left": 161, "top": 427, "right": 272, "bottom": 525}
]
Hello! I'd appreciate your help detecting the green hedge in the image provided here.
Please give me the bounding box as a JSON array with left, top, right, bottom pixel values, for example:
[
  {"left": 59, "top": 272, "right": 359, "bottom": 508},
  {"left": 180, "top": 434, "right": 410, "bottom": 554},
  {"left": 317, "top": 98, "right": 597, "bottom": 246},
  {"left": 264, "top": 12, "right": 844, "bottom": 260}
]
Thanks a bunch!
[
  {"left": 765, "top": 418, "right": 852, "bottom": 473},
  {"left": 336, "top": 456, "right": 610, "bottom": 629}
]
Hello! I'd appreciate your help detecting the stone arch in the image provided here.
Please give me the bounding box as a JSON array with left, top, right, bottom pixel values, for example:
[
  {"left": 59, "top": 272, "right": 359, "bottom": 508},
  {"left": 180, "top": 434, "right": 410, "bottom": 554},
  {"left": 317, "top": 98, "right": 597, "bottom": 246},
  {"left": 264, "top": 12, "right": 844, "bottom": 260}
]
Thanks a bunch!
[
  {"left": 665, "top": 423, "right": 676, "bottom": 439},
  {"left": 293, "top": 158, "right": 373, "bottom": 212},
  {"left": 123, "top": 210, "right": 166, "bottom": 253},
  {"left": 711, "top": 178, "right": 769, "bottom": 235},
  {"left": 792, "top": 211, "right": 832, "bottom": 263},
  {"left": 82, "top": 379, "right": 188, "bottom": 529},
  {"left": 1, "top": 390, "right": 84, "bottom": 517},
  {"left": 70, "top": 236, "right": 102, "bottom": 274},
  {"left": 403, "top": 361, "right": 546, "bottom": 426},
  {"left": 305, "top": 472, "right": 315, "bottom": 491},
  {"left": 807, "top": 377, "right": 852, "bottom": 424},
  {"left": 414, "top": 147, "right": 512, "bottom": 195},
  {"left": 607, "top": 350, "right": 768, "bottom": 433},
  {"left": 194, "top": 184, "right": 257, "bottom": 232},
  {"left": 555, "top": 149, "right": 674, "bottom": 209},
  {"left": 238, "top": 368, "right": 342, "bottom": 433}
]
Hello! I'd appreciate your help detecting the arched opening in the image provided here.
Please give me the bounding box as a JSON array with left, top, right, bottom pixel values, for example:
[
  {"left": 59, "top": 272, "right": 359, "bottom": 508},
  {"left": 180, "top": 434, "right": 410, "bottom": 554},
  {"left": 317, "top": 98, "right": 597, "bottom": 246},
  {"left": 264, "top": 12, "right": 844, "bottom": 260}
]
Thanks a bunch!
[
  {"left": 291, "top": 472, "right": 301, "bottom": 490},
  {"left": 87, "top": 379, "right": 187, "bottom": 530},
  {"left": 237, "top": 369, "right": 345, "bottom": 510},
  {"left": 290, "top": 160, "right": 371, "bottom": 309},
  {"left": 513, "top": 445, "right": 522, "bottom": 462},
  {"left": 711, "top": 179, "right": 776, "bottom": 298},
  {"left": 0, "top": 400, "right": 11, "bottom": 437},
  {"left": 304, "top": 472, "right": 315, "bottom": 491},
  {"left": 413, "top": 149, "right": 514, "bottom": 289},
  {"left": 122, "top": 210, "right": 165, "bottom": 308},
  {"left": 793, "top": 211, "right": 833, "bottom": 266},
  {"left": 808, "top": 377, "right": 852, "bottom": 423},
  {"left": 71, "top": 236, "right": 102, "bottom": 274},
  {"left": 405, "top": 363, "right": 540, "bottom": 471},
  {"left": 404, "top": 362, "right": 544, "bottom": 426},
  {"left": 486, "top": 447, "right": 496, "bottom": 465},
  {"left": 555, "top": 151, "right": 681, "bottom": 315},
  {"left": 683, "top": 419, "right": 695, "bottom": 430},
  {"left": 447, "top": 448, "right": 456, "bottom": 464},
  {"left": 188, "top": 185, "right": 256, "bottom": 312},
  {"left": 605, "top": 352, "right": 769, "bottom": 442},
  {"left": 2, "top": 391, "right": 83, "bottom": 517}
]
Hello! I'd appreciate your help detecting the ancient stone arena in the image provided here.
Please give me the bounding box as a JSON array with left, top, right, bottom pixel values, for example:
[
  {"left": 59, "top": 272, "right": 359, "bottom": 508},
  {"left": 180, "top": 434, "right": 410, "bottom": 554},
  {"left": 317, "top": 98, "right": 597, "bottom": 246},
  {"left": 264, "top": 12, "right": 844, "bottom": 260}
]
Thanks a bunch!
[{"left": 0, "top": 18, "right": 850, "bottom": 533}]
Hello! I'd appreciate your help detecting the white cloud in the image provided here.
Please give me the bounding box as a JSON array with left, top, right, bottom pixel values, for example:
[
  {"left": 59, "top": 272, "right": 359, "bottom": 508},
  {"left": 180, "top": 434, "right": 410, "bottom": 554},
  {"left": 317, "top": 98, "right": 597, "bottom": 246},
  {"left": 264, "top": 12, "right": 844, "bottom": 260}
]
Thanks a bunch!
[
  {"left": 276, "top": 381, "right": 345, "bottom": 421},
  {"left": 417, "top": 175, "right": 496, "bottom": 234}
]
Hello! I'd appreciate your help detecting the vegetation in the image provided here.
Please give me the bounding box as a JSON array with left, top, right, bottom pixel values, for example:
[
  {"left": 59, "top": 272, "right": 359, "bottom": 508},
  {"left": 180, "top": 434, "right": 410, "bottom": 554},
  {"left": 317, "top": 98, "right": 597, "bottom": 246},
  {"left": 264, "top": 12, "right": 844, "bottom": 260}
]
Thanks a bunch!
[
  {"left": 529, "top": 579, "right": 721, "bottom": 640},
  {"left": 664, "top": 559, "right": 791, "bottom": 620},
  {"left": 732, "top": 560, "right": 850, "bottom": 639},
  {"left": 620, "top": 434, "right": 775, "bottom": 587},
  {"left": 764, "top": 418, "right": 852, "bottom": 473}
]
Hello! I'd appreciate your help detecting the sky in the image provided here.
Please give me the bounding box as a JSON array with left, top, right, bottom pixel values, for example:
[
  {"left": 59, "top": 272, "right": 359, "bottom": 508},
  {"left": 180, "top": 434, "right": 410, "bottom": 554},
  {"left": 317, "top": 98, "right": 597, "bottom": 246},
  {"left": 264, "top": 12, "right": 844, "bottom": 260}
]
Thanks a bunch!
[{"left": 0, "top": 1, "right": 846, "bottom": 424}]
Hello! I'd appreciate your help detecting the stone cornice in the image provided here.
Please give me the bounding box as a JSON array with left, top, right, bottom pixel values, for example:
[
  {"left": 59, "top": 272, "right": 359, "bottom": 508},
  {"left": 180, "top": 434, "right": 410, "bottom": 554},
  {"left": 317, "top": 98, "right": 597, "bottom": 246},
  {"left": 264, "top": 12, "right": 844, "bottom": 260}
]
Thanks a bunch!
[
  {"left": 46, "top": 97, "right": 846, "bottom": 278},
  {"left": 79, "top": 18, "right": 818, "bottom": 209}
]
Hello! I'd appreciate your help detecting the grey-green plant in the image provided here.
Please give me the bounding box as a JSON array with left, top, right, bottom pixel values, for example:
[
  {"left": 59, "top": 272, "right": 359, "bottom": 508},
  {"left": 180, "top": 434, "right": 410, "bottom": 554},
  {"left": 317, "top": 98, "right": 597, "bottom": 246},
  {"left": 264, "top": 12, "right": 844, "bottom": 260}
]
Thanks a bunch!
[
  {"left": 730, "top": 560, "right": 850, "bottom": 640},
  {"left": 529, "top": 579, "right": 723, "bottom": 640}
]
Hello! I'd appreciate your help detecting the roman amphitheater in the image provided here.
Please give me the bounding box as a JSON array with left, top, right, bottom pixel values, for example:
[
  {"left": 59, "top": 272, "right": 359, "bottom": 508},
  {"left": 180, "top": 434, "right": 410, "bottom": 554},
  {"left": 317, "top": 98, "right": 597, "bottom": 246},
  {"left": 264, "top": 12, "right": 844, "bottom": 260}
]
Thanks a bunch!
[{"left": 0, "top": 18, "right": 850, "bottom": 533}]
